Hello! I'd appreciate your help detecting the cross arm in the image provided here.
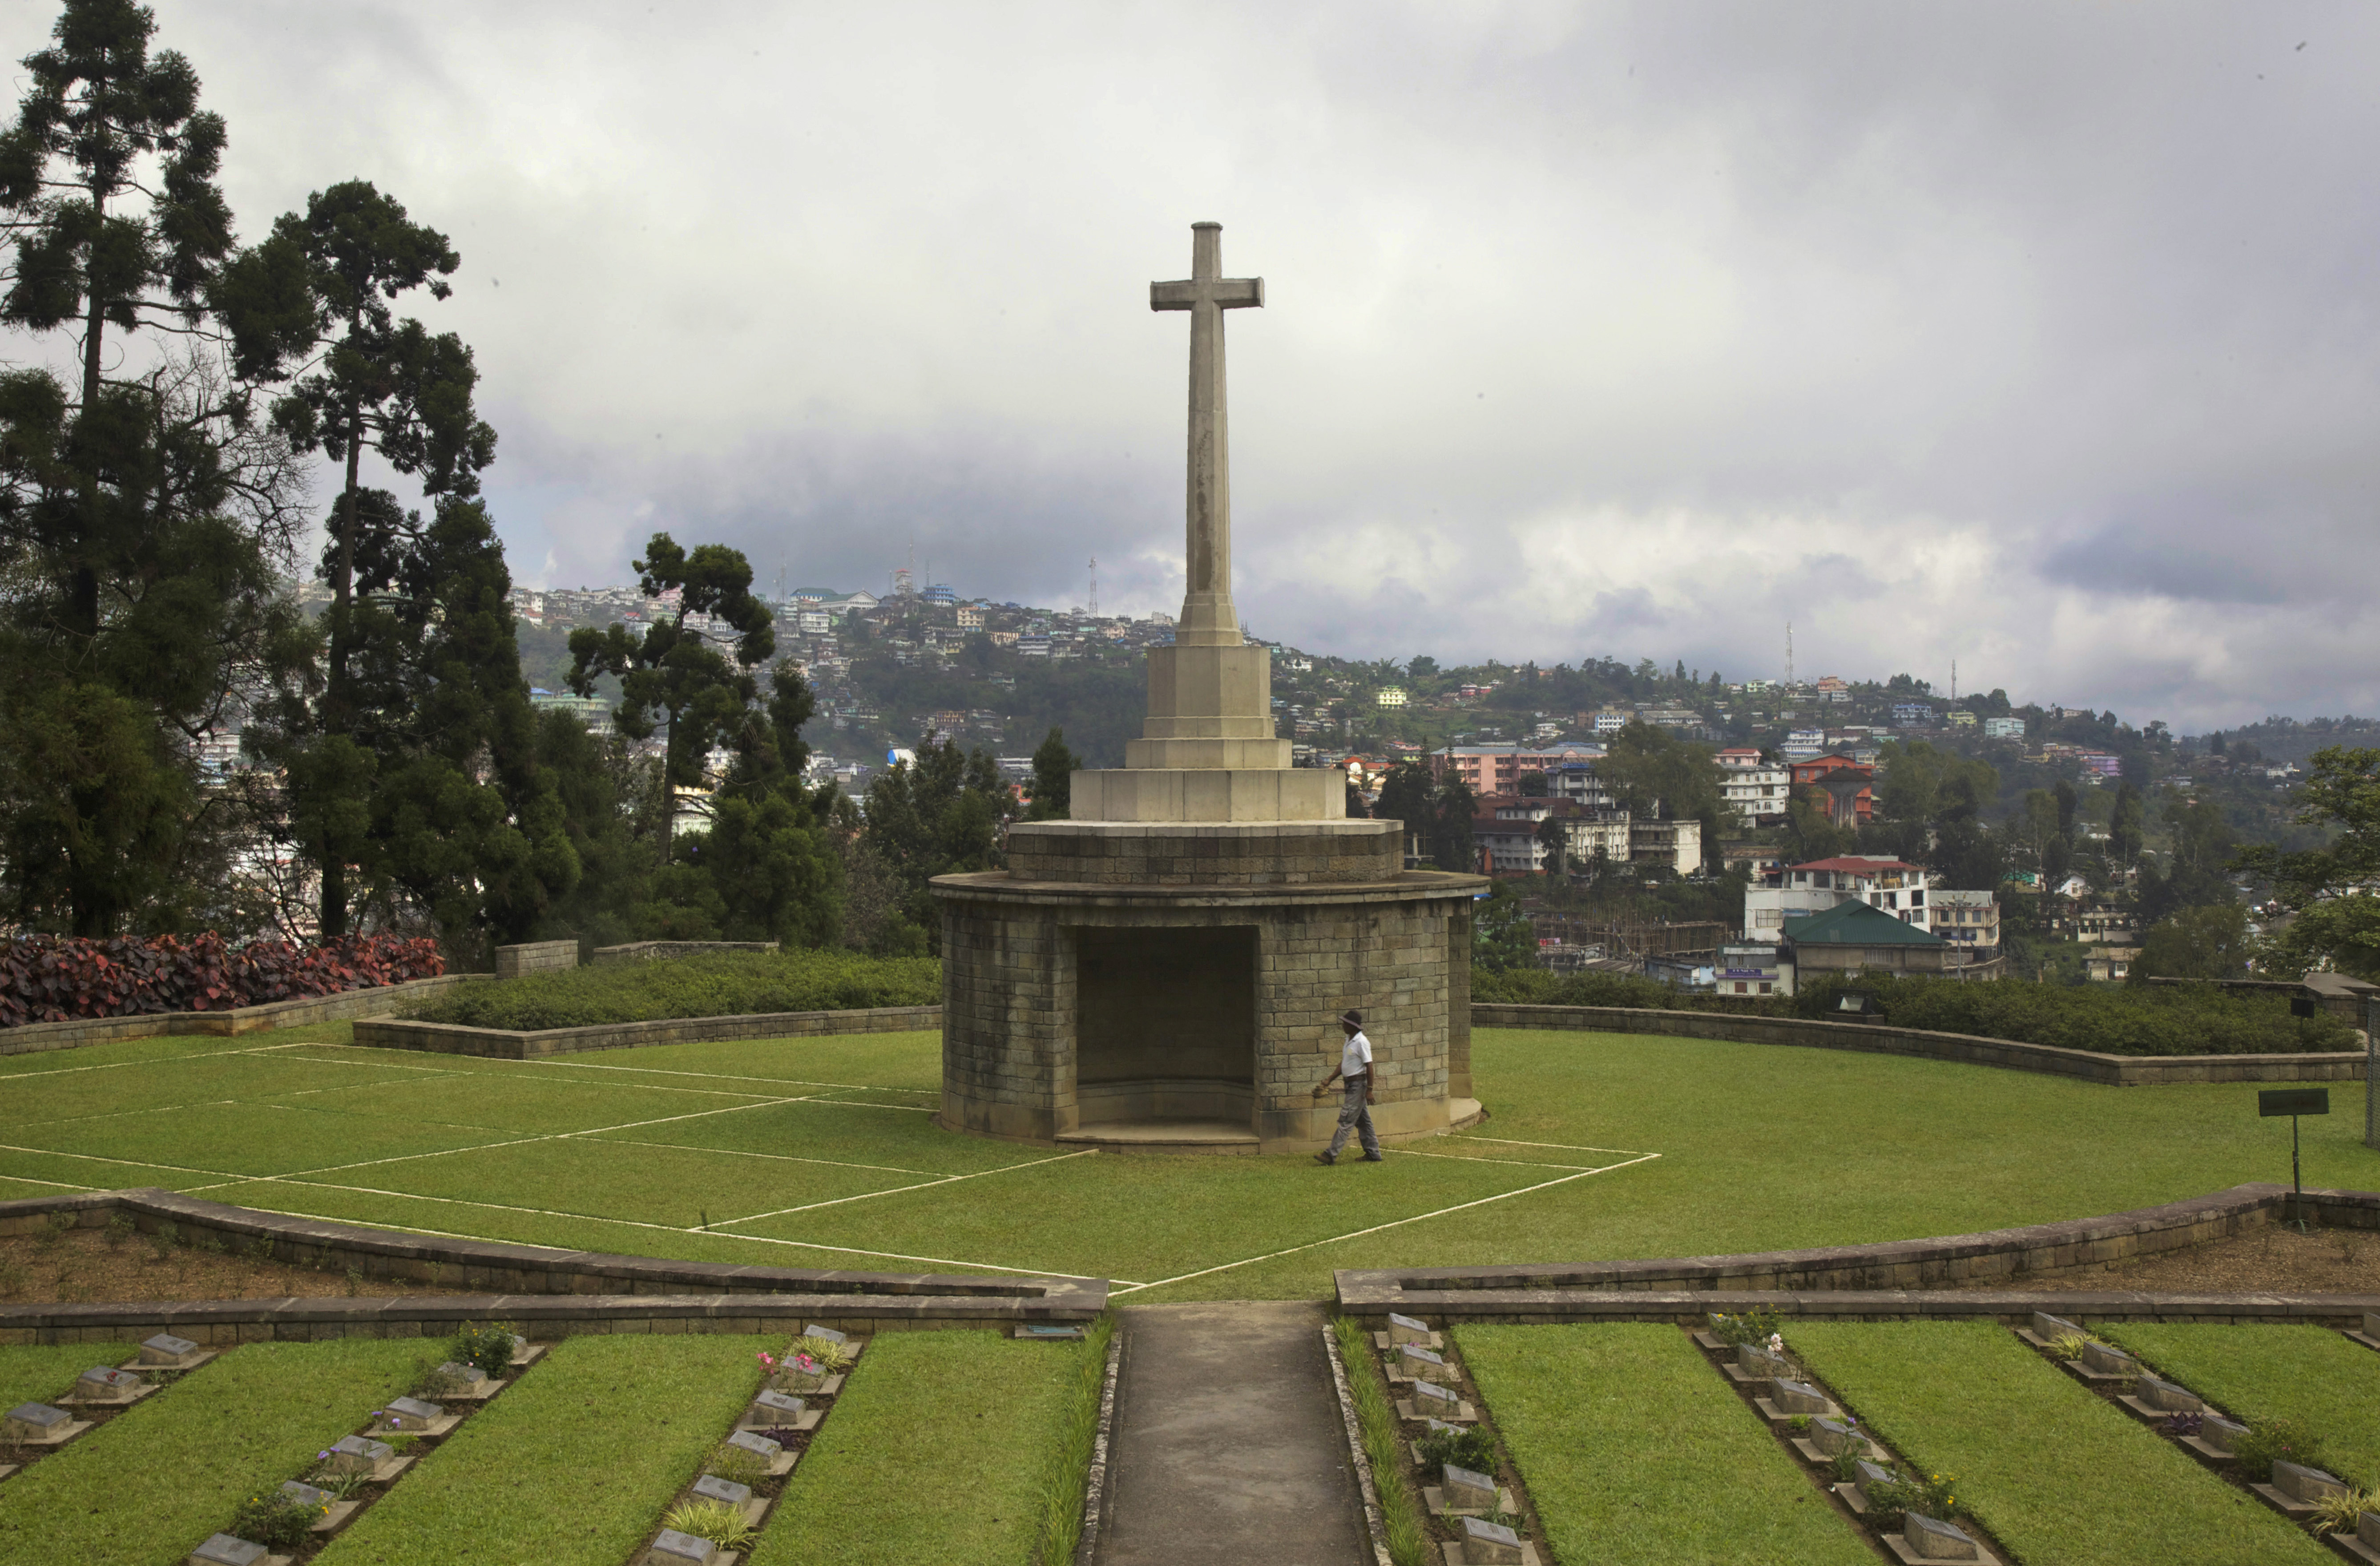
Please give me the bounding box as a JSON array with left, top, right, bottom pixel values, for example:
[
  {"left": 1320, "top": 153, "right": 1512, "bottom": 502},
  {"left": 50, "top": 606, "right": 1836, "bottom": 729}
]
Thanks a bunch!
[{"left": 1150, "top": 277, "right": 1266, "bottom": 311}]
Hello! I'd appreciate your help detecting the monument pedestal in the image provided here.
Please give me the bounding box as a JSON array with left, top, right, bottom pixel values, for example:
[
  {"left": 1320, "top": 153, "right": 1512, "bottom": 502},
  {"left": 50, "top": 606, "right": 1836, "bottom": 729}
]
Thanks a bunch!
[
  {"left": 936, "top": 821, "right": 1485, "bottom": 1154},
  {"left": 931, "top": 222, "right": 1486, "bottom": 1154}
]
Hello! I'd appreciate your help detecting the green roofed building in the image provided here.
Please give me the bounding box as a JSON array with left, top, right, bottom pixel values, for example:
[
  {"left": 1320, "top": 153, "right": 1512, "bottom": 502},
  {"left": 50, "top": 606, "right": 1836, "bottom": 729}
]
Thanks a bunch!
[{"left": 1783, "top": 898, "right": 1998, "bottom": 980}]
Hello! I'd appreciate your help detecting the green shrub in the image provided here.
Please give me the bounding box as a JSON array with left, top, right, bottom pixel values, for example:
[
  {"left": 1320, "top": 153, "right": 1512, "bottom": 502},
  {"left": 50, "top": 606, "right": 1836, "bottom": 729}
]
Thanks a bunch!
[
  {"left": 1416, "top": 1422, "right": 1497, "bottom": 1481},
  {"left": 229, "top": 1485, "right": 332, "bottom": 1548},
  {"left": 2231, "top": 1417, "right": 2326, "bottom": 1483},
  {"left": 402, "top": 949, "right": 941, "bottom": 1030},
  {"left": 1471, "top": 964, "right": 2353, "bottom": 1057},
  {"left": 448, "top": 1321, "right": 518, "bottom": 1379}
]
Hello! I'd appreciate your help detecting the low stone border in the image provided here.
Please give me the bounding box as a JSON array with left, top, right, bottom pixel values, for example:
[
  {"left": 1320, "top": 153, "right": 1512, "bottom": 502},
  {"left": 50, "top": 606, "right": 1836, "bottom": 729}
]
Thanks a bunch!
[
  {"left": 592, "top": 940, "right": 777, "bottom": 964},
  {"left": 0, "top": 1189, "right": 1106, "bottom": 1327},
  {"left": 1334, "top": 1286, "right": 2380, "bottom": 1330},
  {"left": 1337, "top": 1182, "right": 2380, "bottom": 1316},
  {"left": 0, "top": 974, "right": 476, "bottom": 1056},
  {"left": 1471, "top": 1003, "right": 2368, "bottom": 1086},
  {"left": 351, "top": 1003, "right": 942, "bottom": 1057}
]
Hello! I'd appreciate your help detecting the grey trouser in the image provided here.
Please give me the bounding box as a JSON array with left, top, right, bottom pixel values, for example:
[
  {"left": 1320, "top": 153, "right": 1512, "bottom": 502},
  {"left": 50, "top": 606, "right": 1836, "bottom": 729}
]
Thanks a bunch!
[{"left": 1327, "top": 1075, "right": 1379, "bottom": 1158}]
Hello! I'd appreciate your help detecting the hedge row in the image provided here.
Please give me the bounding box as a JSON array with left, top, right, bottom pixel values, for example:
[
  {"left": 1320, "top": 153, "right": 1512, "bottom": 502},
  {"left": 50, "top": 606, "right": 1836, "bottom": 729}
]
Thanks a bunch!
[
  {"left": 401, "top": 947, "right": 941, "bottom": 1031},
  {"left": 1471, "top": 965, "right": 2358, "bottom": 1056},
  {"left": 0, "top": 932, "right": 444, "bottom": 1029}
]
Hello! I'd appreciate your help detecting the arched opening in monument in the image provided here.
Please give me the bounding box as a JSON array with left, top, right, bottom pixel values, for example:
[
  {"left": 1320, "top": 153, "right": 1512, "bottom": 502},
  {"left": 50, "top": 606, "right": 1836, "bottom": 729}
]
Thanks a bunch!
[{"left": 1073, "top": 925, "right": 1258, "bottom": 1130}]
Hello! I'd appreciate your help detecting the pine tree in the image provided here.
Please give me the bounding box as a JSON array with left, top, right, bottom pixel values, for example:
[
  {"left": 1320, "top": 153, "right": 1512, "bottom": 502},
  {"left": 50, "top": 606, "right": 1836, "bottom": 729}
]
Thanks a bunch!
[
  {"left": 215, "top": 179, "right": 495, "bottom": 935},
  {"left": 0, "top": 6, "right": 306, "bottom": 932},
  {"left": 1025, "top": 726, "right": 1077, "bottom": 821}
]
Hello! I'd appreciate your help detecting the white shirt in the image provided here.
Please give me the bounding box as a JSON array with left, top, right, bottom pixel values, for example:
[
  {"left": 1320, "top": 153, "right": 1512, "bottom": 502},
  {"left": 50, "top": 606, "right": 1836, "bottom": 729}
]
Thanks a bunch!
[{"left": 1341, "top": 1030, "right": 1373, "bottom": 1080}]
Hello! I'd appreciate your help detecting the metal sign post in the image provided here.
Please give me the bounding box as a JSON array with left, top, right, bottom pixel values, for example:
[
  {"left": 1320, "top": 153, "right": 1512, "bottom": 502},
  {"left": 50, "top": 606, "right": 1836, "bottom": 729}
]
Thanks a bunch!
[
  {"left": 2367, "top": 997, "right": 2378, "bottom": 1152},
  {"left": 2259, "top": 1087, "right": 2331, "bottom": 1231}
]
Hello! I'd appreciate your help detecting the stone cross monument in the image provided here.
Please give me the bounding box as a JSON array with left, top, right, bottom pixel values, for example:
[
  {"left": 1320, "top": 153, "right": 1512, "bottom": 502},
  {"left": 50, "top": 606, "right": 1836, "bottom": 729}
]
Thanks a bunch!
[
  {"left": 1069, "top": 223, "right": 1339, "bottom": 823},
  {"left": 929, "top": 222, "right": 1485, "bottom": 1154}
]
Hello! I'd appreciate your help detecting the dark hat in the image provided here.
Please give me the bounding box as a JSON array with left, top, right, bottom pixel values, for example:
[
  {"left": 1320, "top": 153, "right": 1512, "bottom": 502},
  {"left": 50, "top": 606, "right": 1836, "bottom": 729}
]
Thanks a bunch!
[{"left": 1339, "top": 1009, "right": 1363, "bottom": 1028}]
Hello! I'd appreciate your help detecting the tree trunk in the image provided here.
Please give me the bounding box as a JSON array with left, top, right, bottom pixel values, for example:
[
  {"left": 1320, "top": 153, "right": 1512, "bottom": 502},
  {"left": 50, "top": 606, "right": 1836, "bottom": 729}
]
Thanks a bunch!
[{"left": 317, "top": 416, "right": 365, "bottom": 939}]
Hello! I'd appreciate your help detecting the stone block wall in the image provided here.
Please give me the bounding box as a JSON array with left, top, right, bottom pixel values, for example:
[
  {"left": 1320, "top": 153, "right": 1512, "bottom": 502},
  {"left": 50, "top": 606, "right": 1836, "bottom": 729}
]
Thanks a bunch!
[
  {"left": 493, "top": 939, "right": 580, "bottom": 980},
  {"left": 937, "top": 875, "right": 1479, "bottom": 1149}
]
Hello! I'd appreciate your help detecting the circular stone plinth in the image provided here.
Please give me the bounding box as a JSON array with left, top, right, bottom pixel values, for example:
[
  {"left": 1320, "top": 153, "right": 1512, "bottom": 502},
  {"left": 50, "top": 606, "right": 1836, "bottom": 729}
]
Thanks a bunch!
[{"left": 932, "top": 862, "right": 1488, "bottom": 1153}]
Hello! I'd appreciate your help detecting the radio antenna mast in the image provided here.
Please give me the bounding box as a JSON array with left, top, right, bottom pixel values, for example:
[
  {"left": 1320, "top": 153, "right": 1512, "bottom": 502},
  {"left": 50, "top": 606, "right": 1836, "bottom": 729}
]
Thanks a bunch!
[{"left": 1088, "top": 557, "right": 1098, "bottom": 619}]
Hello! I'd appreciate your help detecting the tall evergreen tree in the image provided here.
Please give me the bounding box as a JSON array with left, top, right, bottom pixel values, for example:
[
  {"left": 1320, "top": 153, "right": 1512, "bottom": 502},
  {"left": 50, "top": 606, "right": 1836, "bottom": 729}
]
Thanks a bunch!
[
  {"left": 698, "top": 662, "right": 842, "bottom": 947},
  {"left": 0, "top": 6, "right": 307, "bottom": 933},
  {"left": 216, "top": 179, "right": 496, "bottom": 935},
  {"left": 1025, "top": 726, "right": 1077, "bottom": 821},
  {"left": 566, "top": 533, "right": 775, "bottom": 865}
]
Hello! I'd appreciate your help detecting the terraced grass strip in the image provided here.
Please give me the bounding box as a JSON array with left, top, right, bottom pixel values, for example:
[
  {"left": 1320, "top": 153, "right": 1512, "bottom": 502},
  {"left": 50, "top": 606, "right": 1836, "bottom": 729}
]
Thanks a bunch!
[
  {"left": 1790, "top": 1321, "right": 2326, "bottom": 1566},
  {"left": 2102, "top": 1323, "right": 2380, "bottom": 1487},
  {"left": 1456, "top": 1323, "right": 1872, "bottom": 1566},
  {"left": 0, "top": 1338, "right": 428, "bottom": 1566},
  {"left": 311, "top": 1332, "right": 771, "bottom": 1566},
  {"left": 749, "top": 1330, "right": 1087, "bottom": 1566},
  {"left": 1332, "top": 1316, "right": 1431, "bottom": 1566},
  {"left": 0, "top": 1342, "right": 138, "bottom": 1414}
]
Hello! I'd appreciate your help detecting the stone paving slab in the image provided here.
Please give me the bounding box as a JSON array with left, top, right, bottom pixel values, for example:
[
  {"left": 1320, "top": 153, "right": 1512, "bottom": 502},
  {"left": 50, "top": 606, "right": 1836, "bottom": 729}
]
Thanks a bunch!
[{"left": 1097, "top": 1300, "right": 1367, "bottom": 1566}]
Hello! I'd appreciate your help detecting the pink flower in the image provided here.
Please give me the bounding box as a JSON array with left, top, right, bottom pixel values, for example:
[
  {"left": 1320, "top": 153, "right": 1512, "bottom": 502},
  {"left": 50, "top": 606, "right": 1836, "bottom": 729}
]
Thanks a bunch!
[{"left": 795, "top": 1353, "right": 817, "bottom": 1373}]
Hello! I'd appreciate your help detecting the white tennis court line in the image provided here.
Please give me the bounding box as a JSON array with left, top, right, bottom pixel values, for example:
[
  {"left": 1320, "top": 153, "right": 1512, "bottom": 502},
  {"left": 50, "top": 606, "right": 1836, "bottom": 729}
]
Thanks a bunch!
[
  {"left": 208, "top": 1174, "right": 1125, "bottom": 1282},
  {"left": 710, "top": 1147, "right": 1101, "bottom": 1227},
  {"left": 1384, "top": 1148, "right": 1598, "bottom": 1171},
  {"left": 1107, "top": 1151, "right": 1663, "bottom": 1297},
  {"left": 591, "top": 1135, "right": 940, "bottom": 1178},
  {"left": 262, "top": 1039, "right": 939, "bottom": 1099},
  {"left": 1453, "top": 1136, "right": 1655, "bottom": 1154}
]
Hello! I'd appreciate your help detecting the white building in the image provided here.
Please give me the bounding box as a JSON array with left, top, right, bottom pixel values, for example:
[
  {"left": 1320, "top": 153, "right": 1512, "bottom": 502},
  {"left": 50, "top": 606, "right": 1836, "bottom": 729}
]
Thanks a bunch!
[
  {"left": 1591, "top": 709, "right": 1631, "bottom": 735},
  {"left": 1925, "top": 888, "right": 2002, "bottom": 950},
  {"left": 1781, "top": 726, "right": 1827, "bottom": 759},
  {"left": 1720, "top": 764, "right": 1791, "bottom": 825},
  {"left": 1376, "top": 687, "right": 1408, "bottom": 707},
  {"left": 1743, "top": 856, "right": 1933, "bottom": 943},
  {"left": 1984, "top": 717, "right": 2025, "bottom": 740}
]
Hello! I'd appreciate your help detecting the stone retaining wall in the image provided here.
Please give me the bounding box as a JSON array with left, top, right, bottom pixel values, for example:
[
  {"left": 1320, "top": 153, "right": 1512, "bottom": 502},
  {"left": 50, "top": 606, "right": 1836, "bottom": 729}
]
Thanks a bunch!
[
  {"left": 1472, "top": 1003, "right": 2369, "bottom": 1086},
  {"left": 1336, "top": 1182, "right": 2380, "bottom": 1323},
  {"left": 0, "top": 973, "right": 476, "bottom": 1057},
  {"left": 351, "top": 1003, "right": 943, "bottom": 1058},
  {"left": 493, "top": 939, "right": 580, "bottom": 979},
  {"left": 0, "top": 1189, "right": 1105, "bottom": 1344},
  {"left": 592, "top": 940, "right": 778, "bottom": 965},
  {"left": 1329, "top": 1286, "right": 2380, "bottom": 1329},
  {"left": 1003, "top": 819, "right": 1404, "bottom": 886}
]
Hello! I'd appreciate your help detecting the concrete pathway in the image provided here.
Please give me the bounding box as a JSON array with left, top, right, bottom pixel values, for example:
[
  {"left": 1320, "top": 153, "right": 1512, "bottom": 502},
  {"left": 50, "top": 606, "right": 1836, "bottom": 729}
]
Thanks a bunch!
[{"left": 1095, "top": 1300, "right": 1370, "bottom": 1566}]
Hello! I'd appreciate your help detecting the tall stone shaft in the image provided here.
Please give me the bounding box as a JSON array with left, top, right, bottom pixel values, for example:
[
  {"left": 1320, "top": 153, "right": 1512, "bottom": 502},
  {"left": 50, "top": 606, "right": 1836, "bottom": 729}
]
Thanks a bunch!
[{"left": 1151, "top": 221, "right": 1263, "bottom": 648}]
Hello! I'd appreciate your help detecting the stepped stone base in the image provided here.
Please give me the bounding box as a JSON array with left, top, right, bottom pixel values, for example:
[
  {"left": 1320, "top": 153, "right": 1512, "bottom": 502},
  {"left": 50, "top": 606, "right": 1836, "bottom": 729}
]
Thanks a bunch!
[{"left": 1070, "top": 766, "right": 1347, "bottom": 823}]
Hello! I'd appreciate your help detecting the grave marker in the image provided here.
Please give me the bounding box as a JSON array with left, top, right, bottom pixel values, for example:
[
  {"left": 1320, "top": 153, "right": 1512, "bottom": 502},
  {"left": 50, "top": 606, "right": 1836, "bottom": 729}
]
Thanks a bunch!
[
  {"left": 2078, "top": 1341, "right": 2136, "bottom": 1377},
  {"left": 3, "top": 1401, "right": 86, "bottom": 1445},
  {"left": 1398, "top": 1344, "right": 1449, "bottom": 1379},
  {"left": 1851, "top": 1459, "right": 1897, "bottom": 1506},
  {"left": 743, "top": 1388, "right": 815, "bottom": 1430},
  {"left": 1903, "top": 1512, "right": 1981, "bottom": 1560},
  {"left": 139, "top": 1333, "right": 206, "bottom": 1368},
  {"left": 434, "top": 1361, "right": 489, "bottom": 1396},
  {"left": 1456, "top": 1515, "right": 1524, "bottom": 1565},
  {"left": 2359, "top": 1509, "right": 2380, "bottom": 1551},
  {"left": 2133, "top": 1376, "right": 2202, "bottom": 1414},
  {"left": 643, "top": 1528, "right": 717, "bottom": 1566},
  {"left": 1735, "top": 1344, "right": 1792, "bottom": 1383},
  {"left": 187, "top": 1535, "right": 268, "bottom": 1566},
  {"left": 279, "top": 1481, "right": 331, "bottom": 1509},
  {"left": 2029, "top": 1312, "right": 2080, "bottom": 1341},
  {"left": 1770, "top": 1379, "right": 1830, "bottom": 1416},
  {"left": 378, "top": 1396, "right": 444, "bottom": 1433},
  {"left": 323, "top": 1434, "right": 401, "bottom": 1480},
  {"left": 2272, "top": 1460, "right": 2348, "bottom": 1505},
  {"left": 1810, "top": 1417, "right": 1864, "bottom": 1457},
  {"left": 1388, "top": 1313, "right": 1432, "bottom": 1345},
  {"left": 693, "top": 1474, "right": 752, "bottom": 1507},
  {"left": 2200, "top": 1415, "right": 2248, "bottom": 1454},
  {"left": 1412, "top": 1380, "right": 1460, "bottom": 1417},
  {"left": 71, "top": 1366, "right": 145, "bottom": 1405},
  {"left": 1442, "top": 1464, "right": 1497, "bottom": 1510}
]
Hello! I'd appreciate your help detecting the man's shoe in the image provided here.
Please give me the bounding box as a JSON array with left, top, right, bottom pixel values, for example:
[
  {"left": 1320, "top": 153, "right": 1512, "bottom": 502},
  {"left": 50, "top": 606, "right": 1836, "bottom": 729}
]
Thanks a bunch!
[
  {"left": 1360, "top": 1153, "right": 1384, "bottom": 1162},
  {"left": 1313, "top": 1151, "right": 1336, "bottom": 1166}
]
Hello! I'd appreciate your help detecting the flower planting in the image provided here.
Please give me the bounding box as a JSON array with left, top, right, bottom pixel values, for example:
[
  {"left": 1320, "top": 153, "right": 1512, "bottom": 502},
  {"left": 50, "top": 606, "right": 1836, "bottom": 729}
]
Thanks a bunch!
[{"left": 0, "top": 931, "right": 442, "bottom": 1026}]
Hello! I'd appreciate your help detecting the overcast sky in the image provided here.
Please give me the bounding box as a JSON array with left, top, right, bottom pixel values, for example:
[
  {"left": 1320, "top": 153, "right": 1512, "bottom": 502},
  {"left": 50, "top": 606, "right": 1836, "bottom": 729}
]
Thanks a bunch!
[{"left": 45, "top": 2, "right": 2380, "bottom": 730}]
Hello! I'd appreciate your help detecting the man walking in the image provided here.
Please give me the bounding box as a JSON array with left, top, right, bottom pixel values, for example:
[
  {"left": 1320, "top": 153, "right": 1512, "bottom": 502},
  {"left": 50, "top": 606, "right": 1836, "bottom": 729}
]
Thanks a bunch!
[{"left": 1312, "top": 1009, "right": 1382, "bottom": 1165}]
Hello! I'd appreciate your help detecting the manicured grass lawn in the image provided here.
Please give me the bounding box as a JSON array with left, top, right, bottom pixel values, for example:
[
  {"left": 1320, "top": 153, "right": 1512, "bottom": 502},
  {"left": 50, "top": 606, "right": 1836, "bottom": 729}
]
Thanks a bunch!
[
  {"left": 750, "top": 1330, "right": 1087, "bottom": 1566},
  {"left": 0, "top": 1342, "right": 138, "bottom": 1411},
  {"left": 2102, "top": 1323, "right": 2380, "bottom": 1488},
  {"left": 0, "top": 1339, "right": 429, "bottom": 1566},
  {"left": 4, "top": 1024, "right": 2376, "bottom": 1300},
  {"left": 1788, "top": 1321, "right": 2326, "bottom": 1566},
  {"left": 313, "top": 1332, "right": 774, "bottom": 1566},
  {"left": 1458, "top": 1323, "right": 1871, "bottom": 1565}
]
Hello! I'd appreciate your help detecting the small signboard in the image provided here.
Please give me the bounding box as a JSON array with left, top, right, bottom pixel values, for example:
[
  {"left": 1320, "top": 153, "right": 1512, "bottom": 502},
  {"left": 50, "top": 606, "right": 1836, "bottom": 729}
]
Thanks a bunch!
[{"left": 2259, "top": 1089, "right": 2330, "bottom": 1118}]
